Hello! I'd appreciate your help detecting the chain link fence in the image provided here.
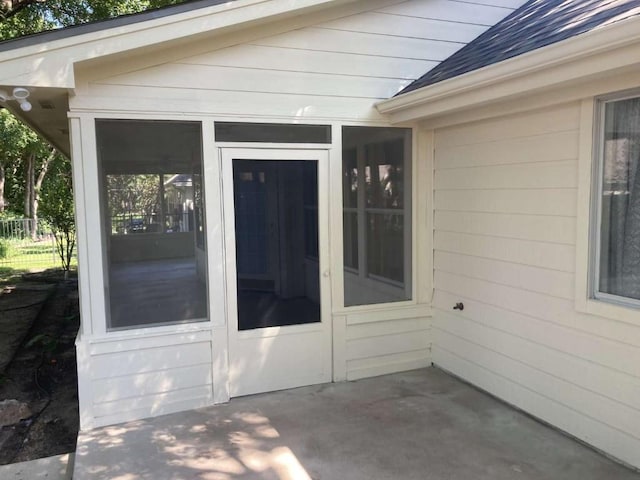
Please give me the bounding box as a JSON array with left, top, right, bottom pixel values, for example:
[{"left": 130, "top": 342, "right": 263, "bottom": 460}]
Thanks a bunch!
[{"left": 0, "top": 218, "right": 60, "bottom": 272}]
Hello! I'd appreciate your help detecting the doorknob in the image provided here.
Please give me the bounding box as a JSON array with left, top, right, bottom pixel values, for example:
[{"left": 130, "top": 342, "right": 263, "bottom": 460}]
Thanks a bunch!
[{"left": 323, "top": 270, "right": 330, "bottom": 278}]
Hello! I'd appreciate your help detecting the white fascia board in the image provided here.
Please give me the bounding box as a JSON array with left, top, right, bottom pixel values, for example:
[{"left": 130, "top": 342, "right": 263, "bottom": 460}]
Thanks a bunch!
[
  {"left": 376, "top": 15, "right": 640, "bottom": 124},
  {"left": 0, "top": 0, "right": 347, "bottom": 88}
]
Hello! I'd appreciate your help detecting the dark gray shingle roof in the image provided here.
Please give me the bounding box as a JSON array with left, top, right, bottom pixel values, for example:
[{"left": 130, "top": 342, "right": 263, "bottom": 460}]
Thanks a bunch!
[{"left": 398, "top": 0, "right": 640, "bottom": 96}]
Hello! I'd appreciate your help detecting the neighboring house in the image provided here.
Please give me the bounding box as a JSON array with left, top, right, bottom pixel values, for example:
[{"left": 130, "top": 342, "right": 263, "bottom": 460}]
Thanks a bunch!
[{"left": 0, "top": 0, "right": 639, "bottom": 470}]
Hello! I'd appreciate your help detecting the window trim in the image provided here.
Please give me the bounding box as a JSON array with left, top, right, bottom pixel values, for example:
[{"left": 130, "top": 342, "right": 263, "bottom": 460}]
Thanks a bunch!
[
  {"left": 341, "top": 127, "right": 413, "bottom": 307},
  {"left": 95, "top": 118, "right": 210, "bottom": 332},
  {"left": 575, "top": 91, "right": 640, "bottom": 325}
]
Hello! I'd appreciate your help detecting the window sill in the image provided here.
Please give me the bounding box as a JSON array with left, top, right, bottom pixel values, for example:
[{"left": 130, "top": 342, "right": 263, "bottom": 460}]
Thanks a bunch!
[
  {"left": 333, "top": 302, "right": 431, "bottom": 324},
  {"left": 87, "top": 321, "right": 213, "bottom": 344},
  {"left": 575, "top": 296, "right": 640, "bottom": 326}
]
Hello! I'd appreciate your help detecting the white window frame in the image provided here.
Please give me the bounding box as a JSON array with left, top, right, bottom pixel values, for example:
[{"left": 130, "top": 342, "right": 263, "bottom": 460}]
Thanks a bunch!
[
  {"left": 575, "top": 91, "right": 640, "bottom": 325},
  {"left": 341, "top": 128, "right": 413, "bottom": 306}
]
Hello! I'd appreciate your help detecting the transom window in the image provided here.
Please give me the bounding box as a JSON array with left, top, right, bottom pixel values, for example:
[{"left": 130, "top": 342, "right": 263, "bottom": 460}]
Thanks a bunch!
[{"left": 594, "top": 93, "right": 640, "bottom": 306}]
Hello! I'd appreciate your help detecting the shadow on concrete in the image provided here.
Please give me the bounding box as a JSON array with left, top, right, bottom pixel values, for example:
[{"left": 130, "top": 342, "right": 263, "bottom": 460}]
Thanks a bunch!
[{"left": 73, "top": 368, "right": 640, "bottom": 480}]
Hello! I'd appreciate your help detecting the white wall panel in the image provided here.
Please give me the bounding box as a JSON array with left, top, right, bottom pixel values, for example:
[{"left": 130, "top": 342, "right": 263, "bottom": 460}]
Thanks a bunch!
[
  {"left": 434, "top": 231, "right": 576, "bottom": 272},
  {"left": 180, "top": 44, "right": 437, "bottom": 79},
  {"left": 433, "top": 290, "right": 640, "bottom": 375},
  {"left": 72, "top": 0, "right": 527, "bottom": 430},
  {"left": 316, "top": 12, "right": 487, "bottom": 43},
  {"left": 433, "top": 346, "right": 640, "bottom": 468},
  {"left": 435, "top": 211, "right": 576, "bottom": 244},
  {"left": 435, "top": 188, "right": 577, "bottom": 216},
  {"left": 77, "top": 331, "right": 213, "bottom": 430},
  {"left": 436, "top": 130, "right": 579, "bottom": 170},
  {"left": 97, "top": 63, "right": 411, "bottom": 99},
  {"left": 376, "top": 0, "right": 518, "bottom": 25},
  {"left": 432, "top": 102, "right": 640, "bottom": 468},
  {"left": 344, "top": 309, "right": 431, "bottom": 381},
  {"left": 435, "top": 160, "right": 578, "bottom": 190},
  {"left": 90, "top": 343, "right": 212, "bottom": 379},
  {"left": 434, "top": 103, "right": 580, "bottom": 148},
  {"left": 434, "top": 251, "right": 575, "bottom": 299},
  {"left": 78, "top": 0, "right": 521, "bottom": 121},
  {"left": 255, "top": 27, "right": 462, "bottom": 61}
]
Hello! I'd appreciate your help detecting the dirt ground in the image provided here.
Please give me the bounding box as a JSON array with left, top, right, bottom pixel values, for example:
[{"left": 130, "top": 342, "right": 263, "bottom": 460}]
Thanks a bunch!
[{"left": 0, "top": 272, "right": 80, "bottom": 465}]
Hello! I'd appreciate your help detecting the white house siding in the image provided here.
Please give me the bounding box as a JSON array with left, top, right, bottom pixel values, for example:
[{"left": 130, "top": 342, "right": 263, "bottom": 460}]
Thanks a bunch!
[
  {"left": 76, "top": 330, "right": 213, "bottom": 429},
  {"left": 432, "top": 102, "right": 640, "bottom": 468},
  {"left": 71, "top": 0, "right": 522, "bottom": 122},
  {"left": 340, "top": 305, "right": 432, "bottom": 380},
  {"left": 70, "top": 0, "right": 524, "bottom": 429}
]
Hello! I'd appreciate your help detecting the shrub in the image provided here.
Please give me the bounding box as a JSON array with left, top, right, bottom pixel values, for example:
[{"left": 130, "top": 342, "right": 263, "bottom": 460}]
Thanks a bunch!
[{"left": 0, "top": 239, "right": 13, "bottom": 259}]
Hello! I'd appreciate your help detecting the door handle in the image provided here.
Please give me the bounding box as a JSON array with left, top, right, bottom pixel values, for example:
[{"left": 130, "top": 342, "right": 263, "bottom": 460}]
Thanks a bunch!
[{"left": 323, "top": 270, "right": 330, "bottom": 278}]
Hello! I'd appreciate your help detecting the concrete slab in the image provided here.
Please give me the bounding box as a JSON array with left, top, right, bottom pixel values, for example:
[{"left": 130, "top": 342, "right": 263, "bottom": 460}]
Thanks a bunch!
[
  {"left": 0, "top": 453, "right": 73, "bottom": 479},
  {"left": 74, "top": 368, "right": 640, "bottom": 480}
]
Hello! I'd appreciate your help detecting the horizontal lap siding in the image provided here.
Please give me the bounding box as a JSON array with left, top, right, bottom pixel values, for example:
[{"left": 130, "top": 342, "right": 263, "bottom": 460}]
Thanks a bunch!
[
  {"left": 432, "top": 103, "right": 640, "bottom": 468},
  {"left": 73, "top": 0, "right": 527, "bottom": 428},
  {"left": 345, "top": 311, "right": 431, "bottom": 380},
  {"left": 81, "top": 333, "right": 213, "bottom": 428},
  {"left": 80, "top": 0, "right": 522, "bottom": 121}
]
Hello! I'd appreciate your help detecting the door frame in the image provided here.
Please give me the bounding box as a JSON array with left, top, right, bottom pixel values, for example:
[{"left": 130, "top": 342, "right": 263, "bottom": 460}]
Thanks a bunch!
[{"left": 220, "top": 147, "right": 333, "bottom": 397}]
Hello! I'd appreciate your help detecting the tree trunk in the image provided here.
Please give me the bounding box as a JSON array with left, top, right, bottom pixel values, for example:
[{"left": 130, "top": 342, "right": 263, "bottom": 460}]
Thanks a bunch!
[
  {"left": 24, "top": 152, "right": 33, "bottom": 238},
  {"left": 31, "top": 148, "right": 55, "bottom": 240}
]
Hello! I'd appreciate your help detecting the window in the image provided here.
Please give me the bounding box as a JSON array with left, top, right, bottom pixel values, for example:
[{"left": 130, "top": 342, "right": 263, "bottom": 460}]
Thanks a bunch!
[
  {"left": 96, "top": 120, "right": 208, "bottom": 330},
  {"left": 594, "top": 94, "right": 640, "bottom": 306},
  {"left": 342, "top": 126, "right": 412, "bottom": 307},
  {"left": 215, "top": 122, "right": 331, "bottom": 143}
]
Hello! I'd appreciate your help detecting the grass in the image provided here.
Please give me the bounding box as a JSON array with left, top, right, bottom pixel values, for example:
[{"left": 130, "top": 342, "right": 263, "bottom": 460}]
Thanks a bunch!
[
  {"left": 1, "top": 241, "right": 57, "bottom": 269},
  {"left": 0, "top": 239, "right": 76, "bottom": 286}
]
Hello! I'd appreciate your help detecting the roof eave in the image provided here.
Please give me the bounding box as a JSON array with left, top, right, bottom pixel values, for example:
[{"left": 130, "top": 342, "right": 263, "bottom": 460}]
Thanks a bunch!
[
  {"left": 376, "top": 15, "right": 640, "bottom": 124},
  {"left": 2, "top": 104, "right": 71, "bottom": 157},
  {"left": 0, "top": 0, "right": 348, "bottom": 89}
]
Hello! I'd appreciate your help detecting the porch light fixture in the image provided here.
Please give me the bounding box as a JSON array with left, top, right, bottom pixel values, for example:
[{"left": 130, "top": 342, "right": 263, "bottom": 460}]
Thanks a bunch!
[{"left": 0, "top": 87, "right": 32, "bottom": 112}]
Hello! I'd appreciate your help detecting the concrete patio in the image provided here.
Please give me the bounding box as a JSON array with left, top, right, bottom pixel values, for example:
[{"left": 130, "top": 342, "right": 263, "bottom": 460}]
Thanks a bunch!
[{"left": 73, "top": 368, "right": 639, "bottom": 480}]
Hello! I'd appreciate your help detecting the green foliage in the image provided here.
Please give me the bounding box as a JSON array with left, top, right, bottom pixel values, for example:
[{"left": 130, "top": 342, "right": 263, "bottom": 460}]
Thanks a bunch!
[
  {"left": 0, "top": 0, "right": 189, "bottom": 268},
  {"left": 39, "top": 157, "right": 75, "bottom": 273},
  {"left": 107, "top": 174, "right": 162, "bottom": 228},
  {"left": 0, "top": 109, "right": 53, "bottom": 215},
  {"left": 0, "top": 210, "right": 22, "bottom": 220},
  {"left": 0, "top": 238, "right": 12, "bottom": 258},
  {"left": 0, "top": 109, "right": 38, "bottom": 153},
  {"left": 1, "top": 0, "right": 188, "bottom": 41}
]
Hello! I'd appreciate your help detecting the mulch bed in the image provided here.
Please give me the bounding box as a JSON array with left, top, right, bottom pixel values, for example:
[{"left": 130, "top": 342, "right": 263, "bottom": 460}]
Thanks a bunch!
[{"left": 0, "top": 273, "right": 80, "bottom": 464}]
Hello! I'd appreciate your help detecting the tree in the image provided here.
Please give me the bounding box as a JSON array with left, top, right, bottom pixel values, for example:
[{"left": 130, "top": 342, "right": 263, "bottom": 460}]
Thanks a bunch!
[
  {"left": 0, "top": 109, "right": 23, "bottom": 213},
  {"left": 0, "top": 108, "right": 39, "bottom": 215},
  {"left": 1, "top": 0, "right": 188, "bottom": 39},
  {"left": 0, "top": 1, "right": 43, "bottom": 20},
  {"left": 0, "top": 109, "right": 61, "bottom": 240},
  {"left": 24, "top": 146, "right": 59, "bottom": 238},
  {"left": 106, "top": 174, "right": 162, "bottom": 231},
  {"left": 39, "top": 155, "right": 74, "bottom": 277},
  {"left": 1, "top": 0, "right": 188, "bottom": 265}
]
